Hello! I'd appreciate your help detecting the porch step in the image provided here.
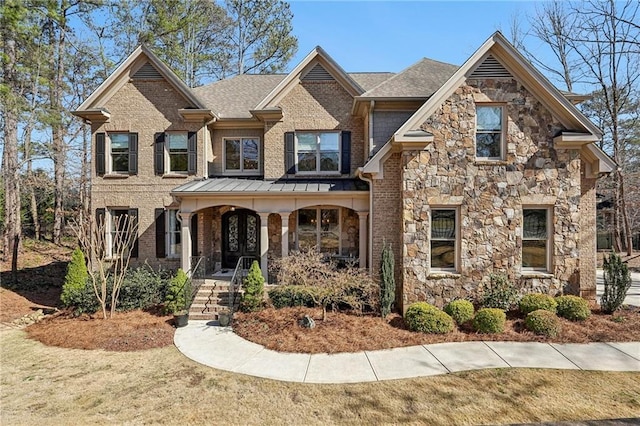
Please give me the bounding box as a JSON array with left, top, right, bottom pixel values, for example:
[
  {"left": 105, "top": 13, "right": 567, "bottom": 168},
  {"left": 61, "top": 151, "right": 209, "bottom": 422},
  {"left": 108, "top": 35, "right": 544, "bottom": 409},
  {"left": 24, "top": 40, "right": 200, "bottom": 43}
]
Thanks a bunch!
[{"left": 188, "top": 278, "right": 242, "bottom": 321}]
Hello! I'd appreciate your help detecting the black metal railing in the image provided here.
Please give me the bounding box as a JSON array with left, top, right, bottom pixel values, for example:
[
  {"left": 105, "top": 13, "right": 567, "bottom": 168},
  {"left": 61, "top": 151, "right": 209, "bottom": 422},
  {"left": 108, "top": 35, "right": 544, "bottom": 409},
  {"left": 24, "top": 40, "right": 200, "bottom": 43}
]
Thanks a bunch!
[
  {"left": 186, "top": 256, "right": 205, "bottom": 309},
  {"left": 229, "top": 256, "right": 257, "bottom": 318}
]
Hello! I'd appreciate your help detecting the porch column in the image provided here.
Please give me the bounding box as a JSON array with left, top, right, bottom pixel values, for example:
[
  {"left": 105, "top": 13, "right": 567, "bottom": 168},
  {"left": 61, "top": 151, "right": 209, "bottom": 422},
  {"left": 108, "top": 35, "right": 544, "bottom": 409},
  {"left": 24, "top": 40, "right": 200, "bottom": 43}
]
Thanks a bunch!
[
  {"left": 279, "top": 212, "right": 291, "bottom": 257},
  {"left": 179, "top": 211, "right": 193, "bottom": 276},
  {"left": 258, "top": 212, "right": 270, "bottom": 278},
  {"left": 357, "top": 212, "right": 368, "bottom": 268}
]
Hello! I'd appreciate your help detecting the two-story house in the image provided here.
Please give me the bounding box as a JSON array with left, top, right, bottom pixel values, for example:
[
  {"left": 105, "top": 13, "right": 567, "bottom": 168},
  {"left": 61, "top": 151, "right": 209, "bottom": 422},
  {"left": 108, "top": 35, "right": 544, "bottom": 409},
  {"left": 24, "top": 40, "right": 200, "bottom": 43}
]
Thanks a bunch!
[{"left": 73, "top": 32, "right": 614, "bottom": 312}]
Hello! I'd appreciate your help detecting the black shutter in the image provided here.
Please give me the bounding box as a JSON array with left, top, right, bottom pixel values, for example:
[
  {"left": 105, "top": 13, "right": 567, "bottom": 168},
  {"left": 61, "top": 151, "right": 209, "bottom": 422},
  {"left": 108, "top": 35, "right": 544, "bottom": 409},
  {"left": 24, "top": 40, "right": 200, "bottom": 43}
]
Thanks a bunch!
[
  {"left": 128, "top": 133, "right": 138, "bottom": 175},
  {"left": 188, "top": 131, "right": 197, "bottom": 175},
  {"left": 96, "top": 133, "right": 106, "bottom": 176},
  {"left": 285, "top": 132, "right": 295, "bottom": 174},
  {"left": 96, "top": 208, "right": 106, "bottom": 257},
  {"left": 191, "top": 213, "right": 198, "bottom": 256},
  {"left": 155, "top": 208, "right": 166, "bottom": 258},
  {"left": 154, "top": 133, "right": 165, "bottom": 175},
  {"left": 128, "top": 208, "right": 139, "bottom": 258},
  {"left": 341, "top": 131, "right": 351, "bottom": 175}
]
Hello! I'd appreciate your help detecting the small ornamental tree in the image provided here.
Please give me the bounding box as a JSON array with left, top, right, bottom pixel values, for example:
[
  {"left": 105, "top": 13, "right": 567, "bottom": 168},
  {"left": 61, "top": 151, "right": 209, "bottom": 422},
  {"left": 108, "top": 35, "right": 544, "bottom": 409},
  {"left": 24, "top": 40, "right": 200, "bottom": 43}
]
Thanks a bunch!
[
  {"left": 602, "top": 251, "right": 632, "bottom": 314},
  {"left": 241, "top": 260, "right": 265, "bottom": 312},
  {"left": 164, "top": 269, "right": 189, "bottom": 314},
  {"left": 61, "top": 247, "right": 89, "bottom": 308},
  {"left": 380, "top": 241, "right": 395, "bottom": 318}
]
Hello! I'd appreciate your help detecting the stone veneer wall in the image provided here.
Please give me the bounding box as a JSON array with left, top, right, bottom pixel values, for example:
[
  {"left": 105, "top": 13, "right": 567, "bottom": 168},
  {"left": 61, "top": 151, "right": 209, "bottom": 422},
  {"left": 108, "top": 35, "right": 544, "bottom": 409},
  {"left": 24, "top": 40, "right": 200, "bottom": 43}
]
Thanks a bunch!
[{"left": 400, "top": 78, "right": 583, "bottom": 309}]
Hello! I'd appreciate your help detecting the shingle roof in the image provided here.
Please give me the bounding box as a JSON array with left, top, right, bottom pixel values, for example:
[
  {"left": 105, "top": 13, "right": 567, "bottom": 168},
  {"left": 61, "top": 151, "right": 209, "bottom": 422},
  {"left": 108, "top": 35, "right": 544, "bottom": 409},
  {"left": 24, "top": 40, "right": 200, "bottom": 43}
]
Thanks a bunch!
[
  {"left": 360, "top": 58, "right": 459, "bottom": 98},
  {"left": 171, "top": 178, "right": 369, "bottom": 194}
]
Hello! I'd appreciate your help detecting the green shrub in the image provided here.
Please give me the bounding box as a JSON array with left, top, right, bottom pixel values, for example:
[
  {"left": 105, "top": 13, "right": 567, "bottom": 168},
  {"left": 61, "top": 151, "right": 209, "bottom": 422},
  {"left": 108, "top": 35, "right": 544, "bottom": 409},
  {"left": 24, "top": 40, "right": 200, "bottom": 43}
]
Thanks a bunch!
[
  {"left": 269, "top": 285, "right": 317, "bottom": 309},
  {"left": 61, "top": 248, "right": 89, "bottom": 309},
  {"left": 117, "top": 266, "right": 171, "bottom": 311},
  {"left": 380, "top": 241, "right": 395, "bottom": 317},
  {"left": 481, "top": 273, "right": 519, "bottom": 310},
  {"left": 602, "top": 251, "right": 632, "bottom": 313},
  {"left": 473, "top": 308, "right": 506, "bottom": 334},
  {"left": 241, "top": 261, "right": 265, "bottom": 312},
  {"left": 443, "top": 299, "right": 475, "bottom": 324},
  {"left": 555, "top": 295, "right": 591, "bottom": 321},
  {"left": 525, "top": 309, "right": 561, "bottom": 338},
  {"left": 519, "top": 293, "right": 557, "bottom": 316},
  {"left": 164, "top": 269, "right": 190, "bottom": 314},
  {"left": 405, "top": 302, "right": 454, "bottom": 334}
]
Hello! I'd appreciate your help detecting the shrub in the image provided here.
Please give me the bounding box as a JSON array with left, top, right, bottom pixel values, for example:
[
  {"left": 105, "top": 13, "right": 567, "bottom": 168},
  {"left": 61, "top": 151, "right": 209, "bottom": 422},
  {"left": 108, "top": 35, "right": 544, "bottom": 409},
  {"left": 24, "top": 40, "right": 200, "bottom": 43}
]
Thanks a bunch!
[
  {"left": 405, "top": 302, "right": 454, "bottom": 334},
  {"left": 519, "top": 293, "right": 557, "bottom": 316},
  {"left": 380, "top": 241, "right": 395, "bottom": 317},
  {"left": 269, "top": 285, "right": 317, "bottom": 309},
  {"left": 525, "top": 309, "right": 561, "bottom": 338},
  {"left": 481, "top": 273, "right": 519, "bottom": 310},
  {"left": 473, "top": 308, "right": 506, "bottom": 334},
  {"left": 61, "top": 248, "right": 89, "bottom": 308},
  {"left": 116, "top": 266, "right": 171, "bottom": 312},
  {"left": 555, "top": 295, "right": 591, "bottom": 321},
  {"left": 602, "top": 251, "right": 632, "bottom": 314},
  {"left": 241, "top": 261, "right": 265, "bottom": 312},
  {"left": 443, "top": 299, "right": 475, "bottom": 324},
  {"left": 164, "top": 269, "right": 190, "bottom": 314}
]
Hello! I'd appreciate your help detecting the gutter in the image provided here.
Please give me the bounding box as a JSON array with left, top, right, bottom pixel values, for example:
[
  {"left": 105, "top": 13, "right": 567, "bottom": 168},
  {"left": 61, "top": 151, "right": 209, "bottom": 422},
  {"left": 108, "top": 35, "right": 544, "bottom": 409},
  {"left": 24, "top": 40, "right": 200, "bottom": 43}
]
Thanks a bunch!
[{"left": 356, "top": 167, "right": 374, "bottom": 271}]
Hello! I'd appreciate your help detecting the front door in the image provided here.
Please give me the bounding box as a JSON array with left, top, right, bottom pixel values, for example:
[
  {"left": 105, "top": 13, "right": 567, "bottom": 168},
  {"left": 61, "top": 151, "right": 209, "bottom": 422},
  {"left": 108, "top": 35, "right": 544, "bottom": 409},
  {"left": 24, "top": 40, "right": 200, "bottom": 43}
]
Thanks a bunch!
[{"left": 222, "top": 209, "right": 260, "bottom": 268}]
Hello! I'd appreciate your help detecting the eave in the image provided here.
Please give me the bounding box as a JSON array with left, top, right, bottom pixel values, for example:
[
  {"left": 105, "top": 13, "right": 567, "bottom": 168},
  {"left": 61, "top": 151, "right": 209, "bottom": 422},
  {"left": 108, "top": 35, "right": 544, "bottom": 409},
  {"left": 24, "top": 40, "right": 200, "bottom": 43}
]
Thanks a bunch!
[
  {"left": 250, "top": 108, "right": 284, "bottom": 122},
  {"left": 178, "top": 109, "right": 217, "bottom": 122},
  {"left": 553, "top": 132, "right": 600, "bottom": 149},
  {"left": 71, "top": 108, "right": 111, "bottom": 122}
]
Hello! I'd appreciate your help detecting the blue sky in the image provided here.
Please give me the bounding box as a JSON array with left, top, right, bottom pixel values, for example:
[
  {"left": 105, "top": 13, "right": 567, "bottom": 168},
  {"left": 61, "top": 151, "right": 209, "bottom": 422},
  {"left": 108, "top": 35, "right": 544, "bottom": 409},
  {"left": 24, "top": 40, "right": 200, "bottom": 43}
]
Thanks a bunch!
[{"left": 288, "top": 1, "right": 540, "bottom": 73}]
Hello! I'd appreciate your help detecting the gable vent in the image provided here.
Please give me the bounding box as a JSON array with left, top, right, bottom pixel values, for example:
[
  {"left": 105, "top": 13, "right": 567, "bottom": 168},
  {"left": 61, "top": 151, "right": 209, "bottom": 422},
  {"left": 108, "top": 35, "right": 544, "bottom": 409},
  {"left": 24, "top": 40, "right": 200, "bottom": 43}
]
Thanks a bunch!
[
  {"left": 469, "top": 55, "right": 513, "bottom": 79},
  {"left": 302, "top": 63, "right": 335, "bottom": 81},
  {"left": 133, "top": 62, "right": 163, "bottom": 80}
]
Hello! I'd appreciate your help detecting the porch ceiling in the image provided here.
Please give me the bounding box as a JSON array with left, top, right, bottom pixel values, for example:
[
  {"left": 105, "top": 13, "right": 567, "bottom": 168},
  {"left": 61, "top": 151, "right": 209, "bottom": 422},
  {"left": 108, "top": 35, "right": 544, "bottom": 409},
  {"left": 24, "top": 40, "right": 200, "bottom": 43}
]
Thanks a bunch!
[{"left": 171, "top": 177, "right": 369, "bottom": 195}]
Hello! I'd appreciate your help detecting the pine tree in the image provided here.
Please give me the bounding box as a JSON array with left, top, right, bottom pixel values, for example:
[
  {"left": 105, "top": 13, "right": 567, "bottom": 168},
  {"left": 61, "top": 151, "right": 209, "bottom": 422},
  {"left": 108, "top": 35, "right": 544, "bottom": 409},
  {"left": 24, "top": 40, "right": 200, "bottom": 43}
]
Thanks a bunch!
[
  {"left": 602, "top": 251, "right": 632, "bottom": 313},
  {"left": 241, "top": 260, "right": 265, "bottom": 312},
  {"left": 380, "top": 241, "right": 395, "bottom": 317}
]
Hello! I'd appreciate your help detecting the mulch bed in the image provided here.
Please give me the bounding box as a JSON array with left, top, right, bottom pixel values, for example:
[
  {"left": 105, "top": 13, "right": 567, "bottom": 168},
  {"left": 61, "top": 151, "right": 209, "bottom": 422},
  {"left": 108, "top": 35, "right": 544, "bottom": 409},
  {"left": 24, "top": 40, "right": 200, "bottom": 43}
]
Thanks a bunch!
[{"left": 233, "top": 306, "right": 640, "bottom": 354}]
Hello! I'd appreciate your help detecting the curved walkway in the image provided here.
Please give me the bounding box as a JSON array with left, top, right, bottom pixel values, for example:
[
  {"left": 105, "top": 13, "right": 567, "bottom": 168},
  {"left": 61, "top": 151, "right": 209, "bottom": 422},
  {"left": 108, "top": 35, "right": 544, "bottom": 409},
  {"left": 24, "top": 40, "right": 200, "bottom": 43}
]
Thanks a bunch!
[{"left": 174, "top": 321, "right": 640, "bottom": 384}]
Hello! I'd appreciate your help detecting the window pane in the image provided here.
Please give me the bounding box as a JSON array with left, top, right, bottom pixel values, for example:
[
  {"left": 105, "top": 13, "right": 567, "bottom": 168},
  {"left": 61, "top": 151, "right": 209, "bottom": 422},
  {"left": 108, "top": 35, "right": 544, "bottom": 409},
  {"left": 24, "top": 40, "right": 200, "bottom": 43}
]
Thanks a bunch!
[
  {"left": 319, "top": 132, "right": 339, "bottom": 151},
  {"left": 477, "top": 106, "right": 502, "bottom": 131},
  {"left": 431, "top": 210, "right": 456, "bottom": 239},
  {"left": 297, "top": 133, "right": 316, "bottom": 151},
  {"left": 170, "top": 153, "right": 188, "bottom": 172},
  {"left": 431, "top": 241, "right": 455, "bottom": 268},
  {"left": 476, "top": 133, "right": 501, "bottom": 158},
  {"left": 225, "top": 139, "right": 240, "bottom": 170},
  {"left": 243, "top": 138, "right": 259, "bottom": 170},
  {"left": 298, "top": 209, "right": 317, "bottom": 249},
  {"left": 110, "top": 134, "right": 129, "bottom": 150},
  {"left": 320, "top": 152, "right": 339, "bottom": 171},
  {"left": 523, "top": 209, "right": 547, "bottom": 239},
  {"left": 168, "top": 133, "right": 188, "bottom": 150},
  {"left": 320, "top": 209, "right": 339, "bottom": 254},
  {"left": 297, "top": 153, "right": 316, "bottom": 172},
  {"left": 523, "top": 240, "right": 546, "bottom": 268},
  {"left": 112, "top": 154, "right": 129, "bottom": 172}
]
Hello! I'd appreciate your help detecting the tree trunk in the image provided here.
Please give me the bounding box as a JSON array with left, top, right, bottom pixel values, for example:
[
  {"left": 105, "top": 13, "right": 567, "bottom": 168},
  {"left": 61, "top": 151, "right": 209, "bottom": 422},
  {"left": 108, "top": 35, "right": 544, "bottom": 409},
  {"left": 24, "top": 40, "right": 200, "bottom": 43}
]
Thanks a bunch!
[
  {"left": 619, "top": 171, "right": 634, "bottom": 255},
  {"left": 24, "top": 127, "right": 41, "bottom": 240}
]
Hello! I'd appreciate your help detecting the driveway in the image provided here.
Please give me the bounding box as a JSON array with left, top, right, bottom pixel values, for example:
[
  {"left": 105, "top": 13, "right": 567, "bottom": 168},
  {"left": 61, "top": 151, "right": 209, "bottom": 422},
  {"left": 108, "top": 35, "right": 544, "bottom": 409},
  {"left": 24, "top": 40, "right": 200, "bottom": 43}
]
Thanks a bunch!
[{"left": 596, "top": 269, "right": 640, "bottom": 306}]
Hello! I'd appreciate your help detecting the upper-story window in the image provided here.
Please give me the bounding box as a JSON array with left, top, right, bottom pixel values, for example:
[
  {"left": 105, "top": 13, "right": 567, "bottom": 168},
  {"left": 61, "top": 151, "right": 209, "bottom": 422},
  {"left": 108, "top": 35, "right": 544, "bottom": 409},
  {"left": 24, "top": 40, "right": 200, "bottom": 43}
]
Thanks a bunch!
[
  {"left": 110, "top": 134, "right": 130, "bottom": 173},
  {"left": 95, "top": 132, "right": 138, "bottom": 176},
  {"left": 154, "top": 131, "right": 197, "bottom": 176},
  {"left": 476, "top": 105, "right": 504, "bottom": 160},
  {"left": 224, "top": 137, "right": 260, "bottom": 174},
  {"left": 296, "top": 131, "right": 340, "bottom": 173},
  {"left": 167, "top": 133, "right": 188, "bottom": 173}
]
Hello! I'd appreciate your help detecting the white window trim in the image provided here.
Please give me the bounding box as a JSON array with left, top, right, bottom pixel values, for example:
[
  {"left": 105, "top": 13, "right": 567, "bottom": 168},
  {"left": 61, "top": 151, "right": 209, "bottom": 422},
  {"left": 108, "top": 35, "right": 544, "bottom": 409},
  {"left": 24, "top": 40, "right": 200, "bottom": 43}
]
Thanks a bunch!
[
  {"left": 296, "top": 207, "right": 342, "bottom": 254},
  {"left": 295, "top": 131, "right": 341, "bottom": 175},
  {"left": 429, "top": 206, "right": 460, "bottom": 273},
  {"left": 222, "top": 137, "right": 262, "bottom": 175},
  {"left": 165, "top": 132, "right": 189, "bottom": 175},
  {"left": 106, "top": 132, "right": 130, "bottom": 175},
  {"left": 105, "top": 207, "right": 130, "bottom": 259},
  {"left": 475, "top": 104, "right": 506, "bottom": 161},
  {"left": 166, "top": 208, "right": 181, "bottom": 258},
  {"left": 522, "top": 206, "right": 553, "bottom": 273}
]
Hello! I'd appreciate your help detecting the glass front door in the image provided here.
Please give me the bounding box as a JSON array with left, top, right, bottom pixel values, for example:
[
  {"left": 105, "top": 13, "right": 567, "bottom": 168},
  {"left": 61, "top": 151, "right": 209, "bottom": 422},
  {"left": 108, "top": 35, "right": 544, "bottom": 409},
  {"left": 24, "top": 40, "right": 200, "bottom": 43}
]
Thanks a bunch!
[{"left": 222, "top": 209, "right": 259, "bottom": 268}]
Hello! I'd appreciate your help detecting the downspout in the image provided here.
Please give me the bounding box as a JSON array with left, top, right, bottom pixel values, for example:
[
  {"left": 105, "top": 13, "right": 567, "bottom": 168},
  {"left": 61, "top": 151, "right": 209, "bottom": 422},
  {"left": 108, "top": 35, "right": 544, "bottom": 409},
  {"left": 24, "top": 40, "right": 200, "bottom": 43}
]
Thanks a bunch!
[{"left": 356, "top": 167, "right": 374, "bottom": 271}]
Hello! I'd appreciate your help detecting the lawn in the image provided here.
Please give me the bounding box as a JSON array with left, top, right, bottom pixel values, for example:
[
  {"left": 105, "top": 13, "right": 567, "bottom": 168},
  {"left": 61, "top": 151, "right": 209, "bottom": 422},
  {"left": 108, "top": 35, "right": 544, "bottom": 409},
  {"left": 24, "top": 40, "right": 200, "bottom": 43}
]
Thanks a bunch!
[{"left": 1, "top": 328, "right": 639, "bottom": 425}]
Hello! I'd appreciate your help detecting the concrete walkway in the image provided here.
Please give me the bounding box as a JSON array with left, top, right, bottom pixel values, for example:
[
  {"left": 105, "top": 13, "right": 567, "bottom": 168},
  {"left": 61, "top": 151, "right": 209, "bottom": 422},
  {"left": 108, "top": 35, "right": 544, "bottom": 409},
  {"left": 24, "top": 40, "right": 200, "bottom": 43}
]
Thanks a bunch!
[{"left": 174, "top": 322, "right": 640, "bottom": 383}]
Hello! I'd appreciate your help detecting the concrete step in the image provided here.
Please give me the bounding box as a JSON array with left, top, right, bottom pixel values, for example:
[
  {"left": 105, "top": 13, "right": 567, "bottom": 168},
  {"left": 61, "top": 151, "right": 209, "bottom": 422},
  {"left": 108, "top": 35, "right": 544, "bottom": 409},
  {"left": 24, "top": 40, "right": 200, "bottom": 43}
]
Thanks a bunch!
[
  {"left": 188, "top": 312, "right": 218, "bottom": 321},
  {"left": 190, "top": 303, "right": 237, "bottom": 313}
]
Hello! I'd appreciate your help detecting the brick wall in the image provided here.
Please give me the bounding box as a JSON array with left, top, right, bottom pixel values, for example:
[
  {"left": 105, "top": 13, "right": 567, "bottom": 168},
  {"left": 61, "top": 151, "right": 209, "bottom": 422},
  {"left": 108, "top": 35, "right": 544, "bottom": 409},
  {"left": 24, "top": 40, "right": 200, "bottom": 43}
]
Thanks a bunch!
[
  {"left": 579, "top": 172, "right": 597, "bottom": 300},
  {"left": 209, "top": 128, "right": 264, "bottom": 176}
]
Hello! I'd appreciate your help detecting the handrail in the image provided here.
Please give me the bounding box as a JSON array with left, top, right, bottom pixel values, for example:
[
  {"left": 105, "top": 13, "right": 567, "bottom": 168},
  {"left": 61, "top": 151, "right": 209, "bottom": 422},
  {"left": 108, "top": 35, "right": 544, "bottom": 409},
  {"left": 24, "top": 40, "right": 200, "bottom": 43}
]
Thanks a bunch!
[
  {"left": 184, "top": 256, "right": 205, "bottom": 309},
  {"left": 229, "top": 256, "right": 256, "bottom": 319}
]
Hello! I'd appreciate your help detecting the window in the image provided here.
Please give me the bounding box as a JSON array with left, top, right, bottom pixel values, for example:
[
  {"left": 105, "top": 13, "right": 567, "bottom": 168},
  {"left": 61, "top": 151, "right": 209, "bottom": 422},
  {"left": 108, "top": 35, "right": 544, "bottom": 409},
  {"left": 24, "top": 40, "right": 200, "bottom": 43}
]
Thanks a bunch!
[
  {"left": 296, "top": 132, "right": 340, "bottom": 173},
  {"left": 522, "top": 208, "right": 550, "bottom": 270},
  {"left": 430, "top": 209, "right": 457, "bottom": 271},
  {"left": 110, "top": 133, "right": 131, "bottom": 173},
  {"left": 105, "top": 208, "right": 138, "bottom": 258},
  {"left": 224, "top": 138, "right": 260, "bottom": 173},
  {"left": 167, "top": 133, "right": 188, "bottom": 173},
  {"left": 297, "top": 208, "right": 340, "bottom": 254},
  {"left": 167, "top": 209, "right": 181, "bottom": 257},
  {"left": 476, "top": 105, "right": 503, "bottom": 159}
]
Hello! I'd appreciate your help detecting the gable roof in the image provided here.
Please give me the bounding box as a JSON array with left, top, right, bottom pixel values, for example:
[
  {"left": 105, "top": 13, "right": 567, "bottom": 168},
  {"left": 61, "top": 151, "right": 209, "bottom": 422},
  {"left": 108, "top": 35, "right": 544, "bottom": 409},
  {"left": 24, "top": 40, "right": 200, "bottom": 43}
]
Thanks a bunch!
[{"left": 74, "top": 45, "right": 208, "bottom": 116}]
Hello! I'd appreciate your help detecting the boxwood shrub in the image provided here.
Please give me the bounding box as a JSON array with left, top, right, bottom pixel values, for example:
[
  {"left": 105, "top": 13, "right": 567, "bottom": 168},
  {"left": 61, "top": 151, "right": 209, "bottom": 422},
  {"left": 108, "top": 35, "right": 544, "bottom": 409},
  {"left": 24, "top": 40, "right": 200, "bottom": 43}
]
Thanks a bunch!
[
  {"left": 405, "top": 302, "right": 454, "bottom": 334},
  {"left": 473, "top": 308, "right": 506, "bottom": 334},
  {"left": 525, "top": 309, "right": 561, "bottom": 338},
  {"left": 443, "top": 299, "right": 475, "bottom": 324},
  {"left": 519, "top": 293, "right": 557, "bottom": 316},
  {"left": 268, "top": 285, "right": 317, "bottom": 309},
  {"left": 555, "top": 295, "right": 591, "bottom": 321}
]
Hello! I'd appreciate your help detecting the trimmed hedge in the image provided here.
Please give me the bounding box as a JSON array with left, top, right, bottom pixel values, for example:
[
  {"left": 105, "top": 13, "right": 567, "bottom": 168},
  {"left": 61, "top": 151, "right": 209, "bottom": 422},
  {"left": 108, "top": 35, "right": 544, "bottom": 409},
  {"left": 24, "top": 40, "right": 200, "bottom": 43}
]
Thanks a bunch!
[
  {"left": 269, "top": 285, "right": 317, "bottom": 309},
  {"left": 473, "top": 308, "right": 506, "bottom": 334},
  {"left": 525, "top": 309, "right": 561, "bottom": 338},
  {"left": 555, "top": 295, "right": 591, "bottom": 321},
  {"left": 519, "top": 293, "right": 557, "bottom": 316},
  {"left": 405, "top": 302, "right": 454, "bottom": 334},
  {"left": 443, "top": 299, "right": 475, "bottom": 325}
]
